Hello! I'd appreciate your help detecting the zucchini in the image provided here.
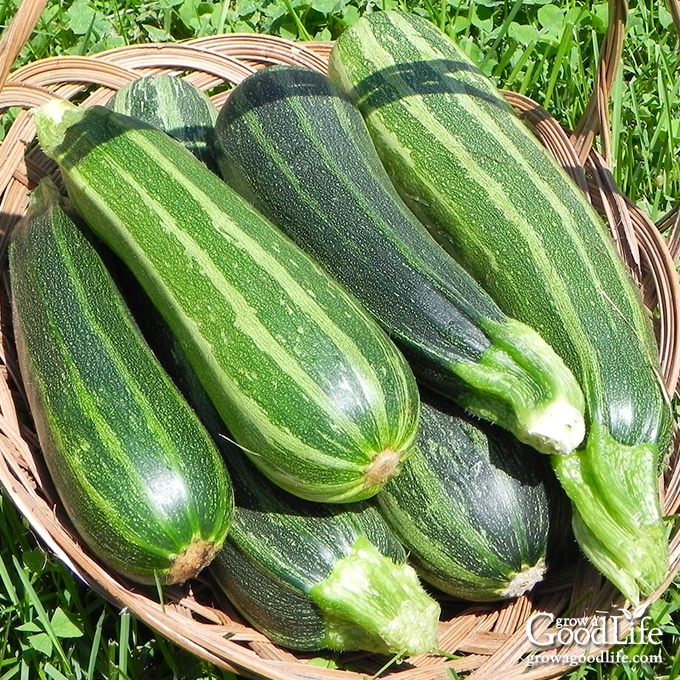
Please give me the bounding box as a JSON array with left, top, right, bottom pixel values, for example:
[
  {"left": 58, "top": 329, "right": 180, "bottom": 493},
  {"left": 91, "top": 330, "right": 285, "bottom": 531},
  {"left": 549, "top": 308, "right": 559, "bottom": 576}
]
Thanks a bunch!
[
  {"left": 33, "top": 99, "right": 420, "bottom": 504},
  {"left": 107, "top": 74, "right": 219, "bottom": 170},
  {"left": 376, "top": 392, "right": 570, "bottom": 602},
  {"left": 213, "top": 64, "right": 586, "bottom": 456},
  {"left": 328, "top": 10, "right": 673, "bottom": 603},
  {"left": 8, "top": 178, "right": 233, "bottom": 585},
  {"left": 210, "top": 451, "right": 440, "bottom": 656},
  {"left": 120, "top": 283, "right": 440, "bottom": 656}
]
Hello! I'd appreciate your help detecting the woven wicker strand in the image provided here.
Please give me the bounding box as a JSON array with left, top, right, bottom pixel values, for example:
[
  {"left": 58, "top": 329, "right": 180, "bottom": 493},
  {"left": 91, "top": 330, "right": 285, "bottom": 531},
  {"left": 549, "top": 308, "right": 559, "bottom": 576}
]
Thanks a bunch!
[{"left": 1, "top": 2, "right": 680, "bottom": 679}]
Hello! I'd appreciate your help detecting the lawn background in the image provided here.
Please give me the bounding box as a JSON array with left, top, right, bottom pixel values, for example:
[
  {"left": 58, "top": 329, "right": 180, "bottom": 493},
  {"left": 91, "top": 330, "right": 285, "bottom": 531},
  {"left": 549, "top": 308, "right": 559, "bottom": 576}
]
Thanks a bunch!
[{"left": 1, "top": 0, "right": 680, "bottom": 678}]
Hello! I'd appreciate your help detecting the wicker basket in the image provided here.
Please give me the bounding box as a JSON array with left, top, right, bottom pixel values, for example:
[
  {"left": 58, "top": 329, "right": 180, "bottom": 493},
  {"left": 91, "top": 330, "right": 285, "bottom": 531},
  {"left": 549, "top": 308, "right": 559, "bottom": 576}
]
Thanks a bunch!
[{"left": 1, "top": 1, "right": 680, "bottom": 678}]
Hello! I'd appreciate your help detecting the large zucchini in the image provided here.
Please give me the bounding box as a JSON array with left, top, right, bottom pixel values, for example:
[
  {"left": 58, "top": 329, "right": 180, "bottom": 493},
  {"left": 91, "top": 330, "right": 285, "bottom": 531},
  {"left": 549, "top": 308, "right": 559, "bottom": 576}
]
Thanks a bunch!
[
  {"left": 328, "top": 10, "right": 673, "bottom": 603},
  {"left": 213, "top": 64, "right": 585, "bottom": 457},
  {"left": 119, "top": 282, "right": 440, "bottom": 656},
  {"left": 376, "top": 392, "right": 570, "bottom": 602},
  {"left": 8, "top": 178, "right": 233, "bottom": 585},
  {"left": 33, "top": 99, "right": 420, "bottom": 504}
]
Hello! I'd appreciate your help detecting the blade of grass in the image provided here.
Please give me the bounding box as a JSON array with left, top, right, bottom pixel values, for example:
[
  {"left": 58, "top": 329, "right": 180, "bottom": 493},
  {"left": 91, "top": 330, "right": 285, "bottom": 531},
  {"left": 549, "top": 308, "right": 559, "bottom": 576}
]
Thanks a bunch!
[
  {"left": 506, "top": 40, "right": 536, "bottom": 87},
  {"left": 518, "top": 57, "right": 536, "bottom": 95},
  {"left": 85, "top": 609, "right": 105, "bottom": 680},
  {"left": 43, "top": 663, "right": 71, "bottom": 680},
  {"left": 484, "top": 0, "right": 525, "bottom": 68},
  {"left": 280, "top": 0, "right": 312, "bottom": 41},
  {"left": 543, "top": 19, "right": 576, "bottom": 111},
  {"left": 610, "top": 53, "right": 624, "bottom": 184},
  {"left": 117, "top": 609, "right": 131, "bottom": 680},
  {"left": 215, "top": 1, "right": 230, "bottom": 36},
  {"left": 76, "top": 11, "right": 98, "bottom": 56},
  {"left": 0, "top": 666, "right": 20, "bottom": 680},
  {"left": 10, "top": 555, "right": 70, "bottom": 671},
  {"left": 627, "top": 83, "right": 654, "bottom": 198},
  {"left": 0, "top": 554, "right": 19, "bottom": 610}
]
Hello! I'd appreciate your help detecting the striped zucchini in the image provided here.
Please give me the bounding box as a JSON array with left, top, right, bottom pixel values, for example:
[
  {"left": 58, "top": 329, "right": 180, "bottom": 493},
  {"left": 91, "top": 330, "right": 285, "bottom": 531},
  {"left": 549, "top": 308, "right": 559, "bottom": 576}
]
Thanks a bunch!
[
  {"left": 8, "top": 178, "right": 233, "bottom": 585},
  {"left": 376, "top": 392, "right": 570, "bottom": 602},
  {"left": 120, "top": 290, "right": 440, "bottom": 656},
  {"left": 107, "top": 74, "right": 219, "bottom": 170},
  {"left": 328, "top": 10, "right": 673, "bottom": 603},
  {"left": 33, "top": 99, "right": 420, "bottom": 504},
  {"left": 213, "top": 65, "right": 585, "bottom": 457},
  {"left": 210, "top": 450, "right": 440, "bottom": 655}
]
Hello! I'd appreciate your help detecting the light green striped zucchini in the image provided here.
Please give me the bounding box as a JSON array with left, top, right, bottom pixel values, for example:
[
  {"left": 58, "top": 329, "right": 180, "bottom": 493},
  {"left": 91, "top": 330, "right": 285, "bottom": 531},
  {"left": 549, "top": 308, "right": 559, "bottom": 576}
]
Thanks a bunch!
[
  {"left": 8, "top": 178, "right": 233, "bottom": 585},
  {"left": 213, "top": 64, "right": 585, "bottom": 457},
  {"left": 118, "top": 279, "right": 440, "bottom": 656},
  {"left": 107, "top": 74, "right": 219, "bottom": 170},
  {"left": 328, "top": 10, "right": 673, "bottom": 603},
  {"left": 33, "top": 99, "right": 420, "bottom": 504}
]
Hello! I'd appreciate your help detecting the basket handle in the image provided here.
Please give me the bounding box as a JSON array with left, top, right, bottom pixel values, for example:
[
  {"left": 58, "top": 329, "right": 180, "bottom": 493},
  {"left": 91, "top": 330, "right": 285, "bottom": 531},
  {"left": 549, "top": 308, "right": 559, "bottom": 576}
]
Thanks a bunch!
[
  {"left": 0, "top": 0, "right": 48, "bottom": 92},
  {"left": 668, "top": 0, "right": 680, "bottom": 37},
  {"left": 571, "top": 0, "right": 628, "bottom": 166}
]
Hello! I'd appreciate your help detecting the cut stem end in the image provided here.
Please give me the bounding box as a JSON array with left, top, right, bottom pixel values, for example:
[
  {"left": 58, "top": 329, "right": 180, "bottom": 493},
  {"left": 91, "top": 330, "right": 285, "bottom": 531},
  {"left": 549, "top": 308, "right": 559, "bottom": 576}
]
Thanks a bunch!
[
  {"left": 524, "top": 400, "right": 586, "bottom": 455},
  {"left": 501, "top": 561, "right": 546, "bottom": 599}
]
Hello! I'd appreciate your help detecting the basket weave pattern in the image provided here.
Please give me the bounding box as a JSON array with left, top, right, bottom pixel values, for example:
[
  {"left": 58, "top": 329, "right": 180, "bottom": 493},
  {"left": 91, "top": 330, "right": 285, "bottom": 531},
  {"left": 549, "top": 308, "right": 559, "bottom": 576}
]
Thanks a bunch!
[{"left": 1, "top": 2, "right": 680, "bottom": 679}]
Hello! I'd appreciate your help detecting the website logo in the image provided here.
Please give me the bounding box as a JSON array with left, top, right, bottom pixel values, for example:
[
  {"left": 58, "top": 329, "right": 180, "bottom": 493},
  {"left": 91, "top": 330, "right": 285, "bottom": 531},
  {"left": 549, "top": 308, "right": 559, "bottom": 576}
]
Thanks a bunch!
[{"left": 524, "top": 606, "right": 664, "bottom": 669}]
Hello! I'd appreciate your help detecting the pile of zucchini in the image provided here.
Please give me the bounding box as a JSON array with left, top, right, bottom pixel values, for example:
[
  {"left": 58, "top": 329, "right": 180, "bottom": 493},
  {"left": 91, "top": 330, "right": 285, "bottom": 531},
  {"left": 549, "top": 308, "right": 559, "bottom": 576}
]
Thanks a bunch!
[{"left": 11, "top": 7, "right": 671, "bottom": 658}]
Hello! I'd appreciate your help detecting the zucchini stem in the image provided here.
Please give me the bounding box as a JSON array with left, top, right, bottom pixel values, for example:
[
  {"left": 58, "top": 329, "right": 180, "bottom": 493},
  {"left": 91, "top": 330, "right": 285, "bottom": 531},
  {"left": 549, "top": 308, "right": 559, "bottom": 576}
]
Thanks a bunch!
[
  {"left": 309, "top": 535, "right": 440, "bottom": 656},
  {"left": 364, "top": 448, "right": 403, "bottom": 489},
  {"left": 500, "top": 561, "right": 546, "bottom": 599},
  {"left": 168, "top": 539, "right": 219, "bottom": 584},
  {"left": 456, "top": 318, "right": 586, "bottom": 456},
  {"left": 552, "top": 424, "right": 669, "bottom": 604}
]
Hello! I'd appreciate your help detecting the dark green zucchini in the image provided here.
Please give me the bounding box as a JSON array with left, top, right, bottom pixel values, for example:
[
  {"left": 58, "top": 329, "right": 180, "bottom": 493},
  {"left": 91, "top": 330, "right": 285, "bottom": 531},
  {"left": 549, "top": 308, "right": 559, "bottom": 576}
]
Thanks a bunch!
[
  {"left": 376, "top": 392, "right": 570, "bottom": 602},
  {"left": 212, "top": 64, "right": 585, "bottom": 458},
  {"left": 117, "top": 281, "right": 441, "bottom": 656},
  {"left": 210, "top": 451, "right": 440, "bottom": 656},
  {"left": 8, "top": 178, "right": 233, "bottom": 585},
  {"left": 107, "top": 74, "right": 219, "bottom": 169}
]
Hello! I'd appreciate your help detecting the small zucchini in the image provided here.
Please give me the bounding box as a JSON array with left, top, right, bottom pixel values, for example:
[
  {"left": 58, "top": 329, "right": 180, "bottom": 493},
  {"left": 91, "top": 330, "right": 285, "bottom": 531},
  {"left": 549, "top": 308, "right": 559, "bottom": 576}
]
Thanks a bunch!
[{"left": 8, "top": 178, "right": 233, "bottom": 585}]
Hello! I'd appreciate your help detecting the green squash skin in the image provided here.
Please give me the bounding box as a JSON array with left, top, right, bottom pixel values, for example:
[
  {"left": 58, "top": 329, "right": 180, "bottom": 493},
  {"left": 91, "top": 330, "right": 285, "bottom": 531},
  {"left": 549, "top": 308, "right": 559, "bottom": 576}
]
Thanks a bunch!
[
  {"left": 328, "top": 10, "right": 672, "bottom": 602},
  {"left": 117, "top": 281, "right": 440, "bottom": 656},
  {"left": 213, "top": 64, "right": 586, "bottom": 457},
  {"left": 33, "top": 100, "right": 421, "bottom": 504},
  {"left": 107, "top": 74, "right": 219, "bottom": 170},
  {"left": 376, "top": 393, "right": 570, "bottom": 602},
  {"left": 8, "top": 179, "right": 233, "bottom": 585},
  {"left": 328, "top": 10, "right": 669, "bottom": 451},
  {"left": 209, "top": 451, "right": 418, "bottom": 654}
]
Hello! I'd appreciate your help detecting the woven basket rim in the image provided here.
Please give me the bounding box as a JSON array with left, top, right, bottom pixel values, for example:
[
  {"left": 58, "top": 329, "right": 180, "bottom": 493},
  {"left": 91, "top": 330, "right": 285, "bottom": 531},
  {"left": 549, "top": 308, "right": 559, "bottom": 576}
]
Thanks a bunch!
[{"left": 2, "top": 4, "right": 680, "bottom": 680}]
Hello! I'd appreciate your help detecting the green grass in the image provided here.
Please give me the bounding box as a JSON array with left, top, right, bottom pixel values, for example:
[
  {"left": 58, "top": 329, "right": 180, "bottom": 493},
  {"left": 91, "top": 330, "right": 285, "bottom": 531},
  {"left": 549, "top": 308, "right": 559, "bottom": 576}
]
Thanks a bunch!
[
  {"left": 1, "top": 0, "right": 679, "bottom": 678},
  {"left": 4, "top": 0, "right": 679, "bottom": 219},
  {"left": 0, "top": 495, "right": 237, "bottom": 679}
]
